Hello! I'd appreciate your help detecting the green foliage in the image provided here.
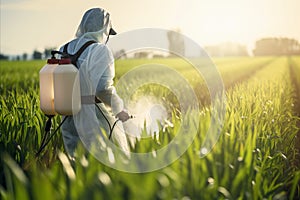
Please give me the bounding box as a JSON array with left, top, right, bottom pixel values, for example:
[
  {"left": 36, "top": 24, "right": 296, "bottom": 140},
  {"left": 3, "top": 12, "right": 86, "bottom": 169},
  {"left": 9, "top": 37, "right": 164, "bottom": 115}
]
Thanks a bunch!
[{"left": 0, "top": 57, "right": 299, "bottom": 199}]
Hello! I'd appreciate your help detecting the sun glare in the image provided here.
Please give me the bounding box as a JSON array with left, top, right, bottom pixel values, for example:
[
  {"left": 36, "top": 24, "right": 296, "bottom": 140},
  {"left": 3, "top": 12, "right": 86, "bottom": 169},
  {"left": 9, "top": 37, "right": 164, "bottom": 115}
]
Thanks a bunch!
[{"left": 173, "top": 1, "right": 267, "bottom": 49}]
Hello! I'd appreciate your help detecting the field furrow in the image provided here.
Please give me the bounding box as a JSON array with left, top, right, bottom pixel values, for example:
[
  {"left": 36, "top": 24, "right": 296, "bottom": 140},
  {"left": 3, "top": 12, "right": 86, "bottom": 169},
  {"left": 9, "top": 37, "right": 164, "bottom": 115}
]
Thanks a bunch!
[
  {"left": 289, "top": 56, "right": 300, "bottom": 167},
  {"left": 289, "top": 57, "right": 300, "bottom": 115},
  {"left": 217, "top": 57, "right": 276, "bottom": 88}
]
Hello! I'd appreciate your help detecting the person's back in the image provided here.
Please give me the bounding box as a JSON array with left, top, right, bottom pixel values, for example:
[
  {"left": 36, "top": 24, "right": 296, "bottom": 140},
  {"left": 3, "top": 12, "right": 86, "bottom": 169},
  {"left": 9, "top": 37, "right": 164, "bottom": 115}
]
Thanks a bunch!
[{"left": 59, "top": 8, "right": 130, "bottom": 157}]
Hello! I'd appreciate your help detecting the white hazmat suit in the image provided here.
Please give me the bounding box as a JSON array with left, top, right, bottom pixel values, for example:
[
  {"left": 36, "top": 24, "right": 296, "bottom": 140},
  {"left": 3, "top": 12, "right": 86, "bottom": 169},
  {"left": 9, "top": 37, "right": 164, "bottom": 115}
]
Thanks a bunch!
[{"left": 60, "top": 8, "right": 130, "bottom": 157}]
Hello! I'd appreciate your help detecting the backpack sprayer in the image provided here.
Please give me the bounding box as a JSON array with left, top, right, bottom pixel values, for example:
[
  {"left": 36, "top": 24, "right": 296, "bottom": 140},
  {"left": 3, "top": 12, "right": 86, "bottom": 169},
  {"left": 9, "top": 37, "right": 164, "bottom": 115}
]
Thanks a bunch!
[{"left": 36, "top": 41, "right": 131, "bottom": 156}]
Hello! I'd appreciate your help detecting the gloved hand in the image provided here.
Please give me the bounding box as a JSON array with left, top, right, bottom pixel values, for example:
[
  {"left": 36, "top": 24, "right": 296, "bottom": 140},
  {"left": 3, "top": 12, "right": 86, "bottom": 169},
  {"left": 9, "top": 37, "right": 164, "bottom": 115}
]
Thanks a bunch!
[{"left": 116, "top": 110, "right": 130, "bottom": 122}]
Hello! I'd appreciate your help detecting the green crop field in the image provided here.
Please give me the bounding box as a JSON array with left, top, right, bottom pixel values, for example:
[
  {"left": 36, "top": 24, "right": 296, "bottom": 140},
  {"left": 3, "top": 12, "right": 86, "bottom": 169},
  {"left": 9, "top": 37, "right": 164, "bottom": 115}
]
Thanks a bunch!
[{"left": 0, "top": 57, "right": 300, "bottom": 199}]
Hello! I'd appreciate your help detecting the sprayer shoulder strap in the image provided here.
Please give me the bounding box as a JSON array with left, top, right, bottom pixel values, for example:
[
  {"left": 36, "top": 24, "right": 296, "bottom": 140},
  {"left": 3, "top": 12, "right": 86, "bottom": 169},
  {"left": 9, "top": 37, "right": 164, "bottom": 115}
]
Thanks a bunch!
[{"left": 63, "top": 40, "right": 97, "bottom": 67}]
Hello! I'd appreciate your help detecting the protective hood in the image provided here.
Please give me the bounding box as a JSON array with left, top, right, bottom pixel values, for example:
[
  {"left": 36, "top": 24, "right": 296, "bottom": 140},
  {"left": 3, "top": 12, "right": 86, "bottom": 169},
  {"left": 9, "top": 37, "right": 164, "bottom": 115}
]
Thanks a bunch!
[{"left": 75, "top": 8, "right": 116, "bottom": 43}]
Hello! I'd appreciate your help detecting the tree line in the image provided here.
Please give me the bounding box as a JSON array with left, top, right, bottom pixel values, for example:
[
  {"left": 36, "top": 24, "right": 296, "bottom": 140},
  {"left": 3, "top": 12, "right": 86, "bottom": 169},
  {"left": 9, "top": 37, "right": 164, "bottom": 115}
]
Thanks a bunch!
[
  {"left": 1, "top": 37, "right": 300, "bottom": 60},
  {"left": 204, "top": 42, "right": 248, "bottom": 57},
  {"left": 253, "top": 37, "right": 300, "bottom": 56},
  {"left": 0, "top": 48, "right": 55, "bottom": 61},
  {"left": 205, "top": 37, "right": 300, "bottom": 57}
]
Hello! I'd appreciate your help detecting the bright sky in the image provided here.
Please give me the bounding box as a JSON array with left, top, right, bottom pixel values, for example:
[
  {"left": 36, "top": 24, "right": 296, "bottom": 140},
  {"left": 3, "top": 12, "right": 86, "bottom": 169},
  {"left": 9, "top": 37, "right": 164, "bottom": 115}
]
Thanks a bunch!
[{"left": 1, "top": 0, "right": 300, "bottom": 55}]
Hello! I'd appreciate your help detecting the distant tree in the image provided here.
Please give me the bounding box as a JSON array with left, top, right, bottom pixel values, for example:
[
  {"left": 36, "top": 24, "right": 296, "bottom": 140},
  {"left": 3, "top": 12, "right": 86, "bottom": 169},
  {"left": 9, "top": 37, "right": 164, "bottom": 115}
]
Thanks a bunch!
[
  {"left": 33, "top": 50, "right": 42, "bottom": 60},
  {"left": 167, "top": 29, "right": 185, "bottom": 57},
  {"left": 22, "top": 53, "right": 28, "bottom": 61},
  {"left": 134, "top": 52, "right": 149, "bottom": 58},
  {"left": 44, "top": 47, "right": 56, "bottom": 58},
  {"left": 253, "top": 37, "right": 300, "bottom": 56},
  {"left": 114, "top": 49, "right": 127, "bottom": 59},
  {"left": 0, "top": 53, "right": 9, "bottom": 60}
]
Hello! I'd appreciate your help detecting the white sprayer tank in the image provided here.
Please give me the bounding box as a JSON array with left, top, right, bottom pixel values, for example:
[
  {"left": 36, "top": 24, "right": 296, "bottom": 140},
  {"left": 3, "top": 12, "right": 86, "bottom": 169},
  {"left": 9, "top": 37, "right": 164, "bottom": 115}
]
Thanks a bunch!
[
  {"left": 53, "top": 59, "right": 81, "bottom": 115},
  {"left": 39, "top": 59, "right": 58, "bottom": 115}
]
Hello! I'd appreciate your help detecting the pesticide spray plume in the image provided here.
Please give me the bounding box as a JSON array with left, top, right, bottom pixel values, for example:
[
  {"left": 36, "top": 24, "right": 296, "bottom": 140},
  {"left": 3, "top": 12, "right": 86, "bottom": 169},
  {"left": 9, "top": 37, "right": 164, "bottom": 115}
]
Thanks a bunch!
[{"left": 123, "top": 96, "right": 173, "bottom": 140}]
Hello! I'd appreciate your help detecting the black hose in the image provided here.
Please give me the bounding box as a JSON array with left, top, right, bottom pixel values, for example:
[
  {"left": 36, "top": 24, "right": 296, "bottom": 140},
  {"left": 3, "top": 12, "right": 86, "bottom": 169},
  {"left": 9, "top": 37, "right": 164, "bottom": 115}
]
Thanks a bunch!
[
  {"left": 95, "top": 103, "right": 121, "bottom": 140},
  {"left": 37, "top": 115, "right": 53, "bottom": 153},
  {"left": 95, "top": 103, "right": 112, "bottom": 134},
  {"left": 37, "top": 103, "right": 121, "bottom": 157},
  {"left": 110, "top": 119, "right": 120, "bottom": 140},
  {"left": 36, "top": 116, "right": 68, "bottom": 157}
]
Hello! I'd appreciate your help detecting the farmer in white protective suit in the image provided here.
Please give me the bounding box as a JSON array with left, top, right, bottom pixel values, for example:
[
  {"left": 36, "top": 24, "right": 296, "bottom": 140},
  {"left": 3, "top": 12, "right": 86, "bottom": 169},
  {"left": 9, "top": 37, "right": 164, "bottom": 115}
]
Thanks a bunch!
[{"left": 60, "top": 8, "right": 130, "bottom": 157}]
